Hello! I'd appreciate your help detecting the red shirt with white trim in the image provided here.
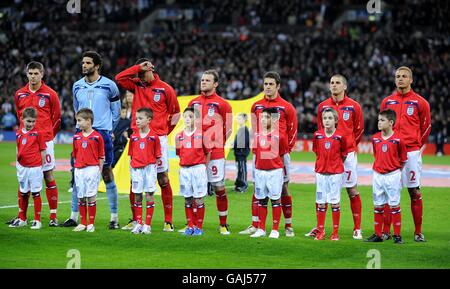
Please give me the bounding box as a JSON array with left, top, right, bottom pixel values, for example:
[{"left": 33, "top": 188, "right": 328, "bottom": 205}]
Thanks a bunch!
[
  {"left": 313, "top": 129, "right": 348, "bottom": 174},
  {"left": 251, "top": 94, "right": 298, "bottom": 152},
  {"left": 188, "top": 92, "right": 233, "bottom": 160},
  {"left": 73, "top": 130, "right": 105, "bottom": 168},
  {"left": 372, "top": 132, "right": 408, "bottom": 174},
  {"left": 176, "top": 129, "right": 211, "bottom": 166},
  {"left": 128, "top": 130, "right": 162, "bottom": 168},
  {"left": 380, "top": 89, "right": 431, "bottom": 152},
  {"left": 16, "top": 128, "right": 47, "bottom": 167},
  {"left": 252, "top": 131, "right": 288, "bottom": 170},
  {"left": 317, "top": 95, "right": 364, "bottom": 153},
  {"left": 14, "top": 82, "right": 62, "bottom": 142}
]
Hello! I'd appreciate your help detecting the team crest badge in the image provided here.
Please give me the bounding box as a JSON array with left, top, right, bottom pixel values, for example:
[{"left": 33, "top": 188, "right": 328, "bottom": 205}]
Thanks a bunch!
[
  {"left": 154, "top": 94, "right": 161, "bottom": 102},
  {"left": 407, "top": 106, "right": 414, "bottom": 116},
  {"left": 343, "top": 111, "right": 350, "bottom": 121},
  {"left": 21, "top": 138, "right": 27, "bottom": 145},
  {"left": 139, "top": 142, "right": 145, "bottom": 150},
  {"left": 325, "top": 141, "right": 331, "bottom": 149},
  {"left": 39, "top": 98, "right": 46, "bottom": 107},
  {"left": 82, "top": 141, "right": 88, "bottom": 149},
  {"left": 208, "top": 107, "right": 215, "bottom": 117},
  {"left": 382, "top": 143, "right": 388, "bottom": 152}
]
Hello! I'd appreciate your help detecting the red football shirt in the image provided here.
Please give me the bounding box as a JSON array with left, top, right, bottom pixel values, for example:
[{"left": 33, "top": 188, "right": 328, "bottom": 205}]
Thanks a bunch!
[
  {"left": 16, "top": 128, "right": 47, "bottom": 167},
  {"left": 252, "top": 131, "right": 288, "bottom": 170},
  {"left": 115, "top": 66, "right": 180, "bottom": 135},
  {"left": 380, "top": 89, "right": 431, "bottom": 152},
  {"left": 372, "top": 132, "right": 407, "bottom": 174},
  {"left": 251, "top": 93, "right": 298, "bottom": 152},
  {"left": 317, "top": 95, "right": 364, "bottom": 153},
  {"left": 14, "top": 82, "right": 62, "bottom": 142},
  {"left": 188, "top": 92, "right": 233, "bottom": 160},
  {"left": 128, "top": 130, "right": 162, "bottom": 168},
  {"left": 313, "top": 129, "right": 348, "bottom": 174},
  {"left": 73, "top": 130, "right": 105, "bottom": 168},
  {"left": 176, "top": 129, "right": 211, "bottom": 166}
]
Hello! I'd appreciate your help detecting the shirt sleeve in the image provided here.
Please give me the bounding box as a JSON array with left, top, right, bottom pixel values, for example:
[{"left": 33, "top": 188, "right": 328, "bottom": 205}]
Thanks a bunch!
[
  {"left": 110, "top": 82, "right": 121, "bottom": 131},
  {"left": 72, "top": 137, "right": 77, "bottom": 159},
  {"left": 14, "top": 91, "right": 21, "bottom": 121},
  {"left": 317, "top": 104, "right": 324, "bottom": 131},
  {"left": 222, "top": 100, "right": 233, "bottom": 142},
  {"left": 175, "top": 134, "right": 181, "bottom": 156},
  {"left": 341, "top": 135, "right": 348, "bottom": 158},
  {"left": 353, "top": 102, "right": 364, "bottom": 145},
  {"left": 419, "top": 98, "right": 431, "bottom": 147},
  {"left": 166, "top": 85, "right": 180, "bottom": 135},
  {"left": 279, "top": 135, "right": 288, "bottom": 157},
  {"left": 115, "top": 65, "right": 140, "bottom": 92},
  {"left": 399, "top": 138, "right": 408, "bottom": 163},
  {"left": 128, "top": 138, "right": 133, "bottom": 157},
  {"left": 38, "top": 132, "right": 47, "bottom": 151},
  {"left": 312, "top": 133, "right": 317, "bottom": 154},
  {"left": 50, "top": 90, "right": 62, "bottom": 137},
  {"left": 98, "top": 135, "right": 105, "bottom": 159},
  {"left": 72, "top": 84, "right": 79, "bottom": 114},
  {"left": 286, "top": 104, "right": 298, "bottom": 152},
  {"left": 155, "top": 136, "right": 162, "bottom": 159}
]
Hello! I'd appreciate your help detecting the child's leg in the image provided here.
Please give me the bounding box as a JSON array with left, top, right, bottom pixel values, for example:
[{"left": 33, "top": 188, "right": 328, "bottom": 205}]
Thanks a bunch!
[
  {"left": 258, "top": 197, "right": 269, "bottom": 231},
  {"left": 271, "top": 198, "right": 282, "bottom": 231},
  {"left": 331, "top": 203, "right": 340, "bottom": 235},
  {"left": 184, "top": 197, "right": 194, "bottom": 228},
  {"left": 194, "top": 197, "right": 205, "bottom": 229},
  {"left": 134, "top": 193, "right": 143, "bottom": 225},
  {"left": 382, "top": 204, "right": 391, "bottom": 235},
  {"left": 87, "top": 196, "right": 96, "bottom": 225},
  {"left": 129, "top": 185, "right": 136, "bottom": 221},
  {"left": 19, "top": 192, "right": 30, "bottom": 221},
  {"left": 145, "top": 192, "right": 155, "bottom": 226},
  {"left": 79, "top": 198, "right": 87, "bottom": 226},
  {"left": 316, "top": 203, "right": 327, "bottom": 233},
  {"left": 390, "top": 205, "right": 402, "bottom": 236},
  {"left": 374, "top": 205, "right": 385, "bottom": 237},
  {"left": 31, "top": 192, "right": 42, "bottom": 222}
]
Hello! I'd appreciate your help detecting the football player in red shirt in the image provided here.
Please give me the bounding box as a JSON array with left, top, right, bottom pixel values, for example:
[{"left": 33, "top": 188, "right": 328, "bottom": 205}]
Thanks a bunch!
[
  {"left": 188, "top": 70, "right": 233, "bottom": 235},
  {"left": 115, "top": 59, "right": 180, "bottom": 232},
  {"left": 380, "top": 66, "right": 431, "bottom": 242},
  {"left": 11, "top": 61, "right": 61, "bottom": 227},
  {"left": 365, "top": 109, "right": 407, "bottom": 244},
  {"left": 240, "top": 71, "right": 298, "bottom": 237},
  {"left": 249, "top": 108, "right": 288, "bottom": 239},
  {"left": 310, "top": 108, "right": 348, "bottom": 241},
  {"left": 128, "top": 107, "right": 162, "bottom": 235},
  {"left": 307, "top": 74, "right": 364, "bottom": 240},
  {"left": 176, "top": 107, "right": 211, "bottom": 236},
  {"left": 72, "top": 109, "right": 105, "bottom": 233},
  {"left": 9, "top": 107, "right": 46, "bottom": 229}
]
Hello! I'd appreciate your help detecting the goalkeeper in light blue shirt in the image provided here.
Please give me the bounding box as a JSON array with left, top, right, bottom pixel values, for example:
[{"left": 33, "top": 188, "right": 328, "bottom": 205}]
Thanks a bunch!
[{"left": 62, "top": 51, "right": 121, "bottom": 229}]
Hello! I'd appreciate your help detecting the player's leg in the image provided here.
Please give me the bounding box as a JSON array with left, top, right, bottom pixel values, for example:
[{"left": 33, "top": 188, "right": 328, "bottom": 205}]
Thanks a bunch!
[
  {"left": 86, "top": 166, "right": 101, "bottom": 232},
  {"left": 365, "top": 171, "right": 386, "bottom": 242},
  {"left": 29, "top": 167, "right": 43, "bottom": 229},
  {"left": 250, "top": 169, "right": 268, "bottom": 238},
  {"left": 141, "top": 192, "right": 155, "bottom": 234},
  {"left": 100, "top": 131, "right": 119, "bottom": 229},
  {"left": 62, "top": 154, "right": 79, "bottom": 227},
  {"left": 343, "top": 152, "right": 362, "bottom": 239},
  {"left": 239, "top": 155, "right": 258, "bottom": 234},
  {"left": 121, "top": 183, "right": 136, "bottom": 230},
  {"left": 385, "top": 169, "right": 403, "bottom": 243},
  {"left": 208, "top": 158, "right": 229, "bottom": 234},
  {"left": 314, "top": 173, "right": 327, "bottom": 240},
  {"left": 131, "top": 192, "right": 143, "bottom": 234},
  {"left": 192, "top": 165, "right": 207, "bottom": 236},
  {"left": 281, "top": 154, "right": 294, "bottom": 236},
  {"left": 11, "top": 163, "right": 29, "bottom": 227},
  {"left": 157, "top": 135, "right": 174, "bottom": 231},
  {"left": 73, "top": 197, "right": 87, "bottom": 232},
  {"left": 86, "top": 196, "right": 97, "bottom": 233},
  {"left": 329, "top": 173, "right": 342, "bottom": 241},
  {"left": 267, "top": 168, "right": 283, "bottom": 239},
  {"left": 43, "top": 141, "right": 59, "bottom": 226},
  {"left": 183, "top": 196, "right": 195, "bottom": 235}
]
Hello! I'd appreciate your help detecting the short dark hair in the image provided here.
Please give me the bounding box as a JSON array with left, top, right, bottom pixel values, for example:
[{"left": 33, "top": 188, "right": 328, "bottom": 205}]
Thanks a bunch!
[
  {"left": 76, "top": 108, "right": 94, "bottom": 124},
  {"left": 137, "top": 107, "right": 153, "bottom": 119},
  {"left": 82, "top": 51, "right": 103, "bottom": 68},
  {"left": 379, "top": 109, "right": 397, "bottom": 125},
  {"left": 22, "top": 107, "right": 37, "bottom": 119},
  {"left": 261, "top": 107, "right": 279, "bottom": 119},
  {"left": 183, "top": 107, "right": 200, "bottom": 118},
  {"left": 203, "top": 69, "right": 220, "bottom": 83},
  {"left": 331, "top": 74, "right": 348, "bottom": 86},
  {"left": 26, "top": 61, "right": 44, "bottom": 73},
  {"left": 263, "top": 71, "right": 281, "bottom": 85},
  {"left": 135, "top": 58, "right": 152, "bottom": 65}
]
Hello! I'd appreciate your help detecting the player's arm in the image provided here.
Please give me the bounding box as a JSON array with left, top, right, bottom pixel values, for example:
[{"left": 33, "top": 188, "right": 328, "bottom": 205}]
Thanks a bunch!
[
  {"left": 98, "top": 136, "right": 105, "bottom": 170},
  {"left": 419, "top": 98, "right": 431, "bottom": 148},
  {"left": 38, "top": 133, "right": 47, "bottom": 166},
  {"left": 155, "top": 135, "right": 162, "bottom": 159},
  {"left": 110, "top": 82, "right": 121, "bottom": 131},
  {"left": 166, "top": 86, "right": 180, "bottom": 135},
  {"left": 114, "top": 65, "right": 140, "bottom": 91},
  {"left": 72, "top": 84, "right": 79, "bottom": 114},
  {"left": 316, "top": 104, "right": 324, "bottom": 131},
  {"left": 223, "top": 101, "right": 233, "bottom": 142},
  {"left": 399, "top": 138, "right": 408, "bottom": 170},
  {"left": 14, "top": 91, "right": 21, "bottom": 121},
  {"left": 353, "top": 102, "right": 364, "bottom": 145},
  {"left": 286, "top": 104, "right": 298, "bottom": 152},
  {"left": 312, "top": 132, "right": 318, "bottom": 155},
  {"left": 341, "top": 135, "right": 348, "bottom": 162}
]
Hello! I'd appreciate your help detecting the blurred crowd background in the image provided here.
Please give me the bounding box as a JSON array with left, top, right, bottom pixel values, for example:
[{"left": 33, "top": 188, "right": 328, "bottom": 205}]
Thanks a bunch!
[{"left": 0, "top": 0, "right": 448, "bottom": 154}]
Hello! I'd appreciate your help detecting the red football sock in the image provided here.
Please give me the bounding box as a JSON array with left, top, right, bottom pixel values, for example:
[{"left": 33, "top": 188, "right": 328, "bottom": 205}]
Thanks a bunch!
[
  {"left": 196, "top": 202, "right": 205, "bottom": 229},
  {"left": 258, "top": 203, "right": 268, "bottom": 231},
  {"left": 192, "top": 201, "right": 198, "bottom": 227},
  {"left": 79, "top": 201, "right": 87, "bottom": 226},
  {"left": 331, "top": 205, "right": 340, "bottom": 235},
  {"left": 129, "top": 188, "right": 136, "bottom": 221},
  {"left": 316, "top": 203, "right": 327, "bottom": 232},
  {"left": 281, "top": 194, "right": 293, "bottom": 228},
  {"left": 19, "top": 192, "right": 30, "bottom": 221},
  {"left": 161, "top": 181, "right": 173, "bottom": 224},
  {"left": 32, "top": 193, "right": 42, "bottom": 221},
  {"left": 87, "top": 201, "right": 96, "bottom": 225},
  {"left": 251, "top": 193, "right": 259, "bottom": 228},
  {"left": 272, "top": 203, "right": 282, "bottom": 231},
  {"left": 350, "top": 194, "right": 362, "bottom": 230},
  {"left": 17, "top": 189, "right": 22, "bottom": 218},
  {"left": 382, "top": 204, "right": 391, "bottom": 234},
  {"left": 185, "top": 204, "right": 194, "bottom": 228},
  {"left": 45, "top": 179, "right": 58, "bottom": 220},
  {"left": 374, "top": 207, "right": 384, "bottom": 237},
  {"left": 134, "top": 200, "right": 143, "bottom": 225},
  {"left": 410, "top": 193, "right": 423, "bottom": 235},
  {"left": 145, "top": 202, "right": 155, "bottom": 226},
  {"left": 391, "top": 206, "right": 402, "bottom": 236},
  {"left": 216, "top": 188, "right": 228, "bottom": 226}
]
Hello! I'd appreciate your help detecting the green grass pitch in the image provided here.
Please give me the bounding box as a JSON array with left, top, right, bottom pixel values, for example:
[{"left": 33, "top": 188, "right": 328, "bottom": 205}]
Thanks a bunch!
[{"left": 0, "top": 142, "right": 449, "bottom": 268}]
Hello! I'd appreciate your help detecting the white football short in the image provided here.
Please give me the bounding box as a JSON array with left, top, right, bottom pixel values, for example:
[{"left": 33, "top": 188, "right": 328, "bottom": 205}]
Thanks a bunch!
[
  {"left": 372, "top": 169, "right": 402, "bottom": 207},
  {"left": 207, "top": 158, "right": 225, "bottom": 185},
  {"left": 402, "top": 150, "right": 422, "bottom": 188},
  {"left": 16, "top": 162, "right": 43, "bottom": 193},
  {"left": 131, "top": 164, "right": 157, "bottom": 194},
  {"left": 157, "top": 135, "right": 169, "bottom": 173},
  {"left": 254, "top": 168, "right": 284, "bottom": 200},
  {"left": 283, "top": 153, "right": 291, "bottom": 183},
  {"left": 342, "top": 151, "right": 358, "bottom": 188},
  {"left": 74, "top": 166, "right": 101, "bottom": 198},
  {"left": 179, "top": 164, "right": 208, "bottom": 198},
  {"left": 43, "top": 140, "right": 55, "bottom": 172},
  {"left": 315, "top": 173, "right": 343, "bottom": 205}
]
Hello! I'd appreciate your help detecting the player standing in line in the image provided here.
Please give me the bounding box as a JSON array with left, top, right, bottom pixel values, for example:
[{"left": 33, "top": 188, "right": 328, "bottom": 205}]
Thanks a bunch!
[
  {"left": 128, "top": 108, "right": 161, "bottom": 235},
  {"left": 176, "top": 107, "right": 211, "bottom": 236},
  {"left": 365, "top": 109, "right": 407, "bottom": 244},
  {"left": 62, "top": 51, "right": 121, "bottom": 229},
  {"left": 9, "top": 108, "right": 46, "bottom": 229},
  {"left": 72, "top": 109, "right": 105, "bottom": 233},
  {"left": 240, "top": 71, "right": 297, "bottom": 237},
  {"left": 306, "top": 74, "right": 364, "bottom": 240},
  {"left": 250, "top": 108, "right": 288, "bottom": 239},
  {"left": 310, "top": 108, "right": 348, "bottom": 241},
  {"left": 115, "top": 59, "right": 180, "bottom": 232},
  {"left": 379, "top": 66, "right": 431, "bottom": 242},
  {"left": 188, "top": 70, "right": 233, "bottom": 235},
  {"left": 11, "top": 61, "right": 61, "bottom": 227}
]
